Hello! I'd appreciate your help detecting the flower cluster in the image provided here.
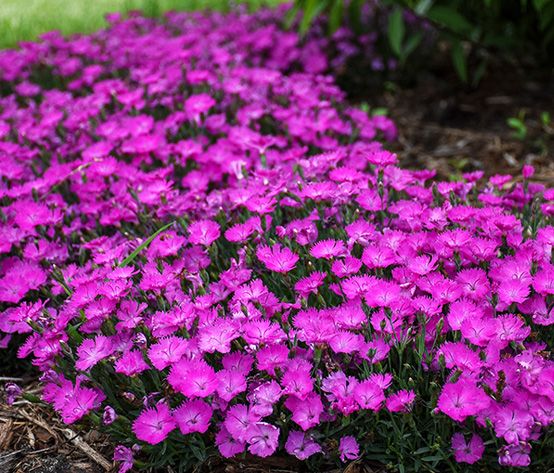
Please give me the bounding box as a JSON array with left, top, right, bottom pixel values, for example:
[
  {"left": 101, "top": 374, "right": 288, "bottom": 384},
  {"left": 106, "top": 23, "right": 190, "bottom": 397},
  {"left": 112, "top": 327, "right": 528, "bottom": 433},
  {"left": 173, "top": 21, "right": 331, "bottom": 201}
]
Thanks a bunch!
[{"left": 0, "top": 5, "right": 553, "bottom": 473}]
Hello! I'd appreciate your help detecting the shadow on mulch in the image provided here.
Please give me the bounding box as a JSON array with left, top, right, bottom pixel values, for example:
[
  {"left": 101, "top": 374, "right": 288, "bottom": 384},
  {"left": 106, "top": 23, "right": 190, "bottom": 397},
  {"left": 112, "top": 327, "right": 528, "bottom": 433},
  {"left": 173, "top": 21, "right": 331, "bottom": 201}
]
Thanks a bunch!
[
  {"left": 0, "top": 396, "right": 383, "bottom": 473},
  {"left": 0, "top": 397, "right": 108, "bottom": 473},
  {"left": 339, "top": 62, "right": 554, "bottom": 183}
]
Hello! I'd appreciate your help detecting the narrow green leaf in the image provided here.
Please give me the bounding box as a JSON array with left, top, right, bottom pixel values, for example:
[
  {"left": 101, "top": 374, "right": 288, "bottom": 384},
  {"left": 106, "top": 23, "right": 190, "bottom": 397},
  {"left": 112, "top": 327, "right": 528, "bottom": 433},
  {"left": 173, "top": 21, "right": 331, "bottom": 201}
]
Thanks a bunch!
[
  {"left": 415, "top": 0, "right": 434, "bottom": 15},
  {"left": 300, "top": 0, "right": 327, "bottom": 35},
  {"left": 388, "top": 7, "right": 405, "bottom": 56},
  {"left": 401, "top": 32, "right": 423, "bottom": 62},
  {"left": 421, "top": 455, "right": 445, "bottom": 461},
  {"left": 328, "top": 0, "right": 343, "bottom": 34},
  {"left": 451, "top": 40, "right": 468, "bottom": 83},
  {"left": 427, "top": 5, "right": 473, "bottom": 34},
  {"left": 119, "top": 221, "right": 174, "bottom": 267}
]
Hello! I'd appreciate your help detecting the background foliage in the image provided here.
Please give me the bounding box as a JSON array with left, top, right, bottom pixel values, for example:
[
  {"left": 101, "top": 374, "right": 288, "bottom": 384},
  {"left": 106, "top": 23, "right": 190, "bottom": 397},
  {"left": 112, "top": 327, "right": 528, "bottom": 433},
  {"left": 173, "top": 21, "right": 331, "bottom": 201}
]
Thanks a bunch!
[{"left": 290, "top": 0, "right": 554, "bottom": 83}]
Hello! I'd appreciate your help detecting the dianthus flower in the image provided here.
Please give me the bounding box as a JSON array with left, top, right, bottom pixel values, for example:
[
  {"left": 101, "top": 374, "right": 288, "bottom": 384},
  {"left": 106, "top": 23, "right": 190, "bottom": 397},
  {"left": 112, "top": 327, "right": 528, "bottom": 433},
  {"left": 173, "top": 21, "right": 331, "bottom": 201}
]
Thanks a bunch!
[
  {"left": 451, "top": 433, "right": 484, "bottom": 464},
  {"left": 187, "top": 220, "right": 220, "bottom": 246},
  {"left": 285, "top": 431, "right": 322, "bottom": 460},
  {"left": 437, "top": 379, "right": 491, "bottom": 422},
  {"left": 339, "top": 435, "right": 360, "bottom": 462},
  {"left": 132, "top": 402, "right": 176, "bottom": 445},
  {"left": 256, "top": 244, "right": 299, "bottom": 273},
  {"left": 173, "top": 399, "right": 212, "bottom": 435}
]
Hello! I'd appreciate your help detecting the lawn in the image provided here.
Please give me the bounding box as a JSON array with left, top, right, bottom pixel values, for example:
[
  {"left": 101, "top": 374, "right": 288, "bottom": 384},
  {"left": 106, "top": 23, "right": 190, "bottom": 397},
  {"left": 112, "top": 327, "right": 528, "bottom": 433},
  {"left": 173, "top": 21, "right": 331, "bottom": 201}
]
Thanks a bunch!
[{"left": 0, "top": 0, "right": 280, "bottom": 48}]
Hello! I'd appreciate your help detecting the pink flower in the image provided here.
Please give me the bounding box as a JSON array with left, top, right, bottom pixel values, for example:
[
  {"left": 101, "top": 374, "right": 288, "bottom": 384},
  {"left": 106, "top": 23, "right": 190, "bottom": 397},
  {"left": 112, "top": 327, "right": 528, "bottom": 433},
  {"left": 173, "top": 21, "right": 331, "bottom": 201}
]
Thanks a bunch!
[
  {"left": 114, "top": 349, "right": 150, "bottom": 376},
  {"left": 366, "top": 150, "right": 397, "bottom": 166},
  {"left": 285, "top": 393, "right": 323, "bottom": 430},
  {"left": 451, "top": 433, "right": 484, "bottom": 464},
  {"left": 75, "top": 335, "right": 114, "bottom": 371},
  {"left": 113, "top": 445, "right": 139, "bottom": 473},
  {"left": 224, "top": 404, "right": 260, "bottom": 443},
  {"left": 216, "top": 426, "right": 246, "bottom": 458},
  {"left": 188, "top": 220, "right": 220, "bottom": 246},
  {"left": 246, "top": 422, "right": 280, "bottom": 458},
  {"left": 533, "top": 265, "right": 554, "bottom": 295},
  {"left": 147, "top": 336, "right": 189, "bottom": 370},
  {"left": 285, "top": 431, "right": 322, "bottom": 460},
  {"left": 353, "top": 380, "right": 385, "bottom": 411},
  {"left": 248, "top": 381, "right": 282, "bottom": 417},
  {"left": 294, "top": 272, "right": 326, "bottom": 298},
  {"left": 339, "top": 435, "right": 360, "bottom": 462},
  {"left": 497, "top": 279, "right": 530, "bottom": 307},
  {"left": 436, "top": 380, "right": 491, "bottom": 422},
  {"left": 59, "top": 385, "right": 105, "bottom": 424},
  {"left": 331, "top": 256, "right": 362, "bottom": 278},
  {"left": 492, "top": 407, "right": 534, "bottom": 443},
  {"left": 216, "top": 369, "right": 247, "bottom": 401},
  {"left": 498, "top": 444, "right": 531, "bottom": 467},
  {"left": 173, "top": 399, "right": 212, "bottom": 434},
  {"left": 386, "top": 389, "right": 416, "bottom": 413},
  {"left": 132, "top": 403, "right": 176, "bottom": 445},
  {"left": 103, "top": 406, "right": 117, "bottom": 425},
  {"left": 522, "top": 164, "right": 535, "bottom": 179},
  {"left": 168, "top": 359, "right": 217, "bottom": 397},
  {"left": 281, "top": 368, "right": 314, "bottom": 400},
  {"left": 198, "top": 321, "right": 239, "bottom": 353},
  {"left": 310, "top": 239, "right": 346, "bottom": 259},
  {"left": 256, "top": 244, "right": 299, "bottom": 273},
  {"left": 0, "top": 261, "right": 48, "bottom": 303},
  {"left": 185, "top": 93, "right": 215, "bottom": 121}
]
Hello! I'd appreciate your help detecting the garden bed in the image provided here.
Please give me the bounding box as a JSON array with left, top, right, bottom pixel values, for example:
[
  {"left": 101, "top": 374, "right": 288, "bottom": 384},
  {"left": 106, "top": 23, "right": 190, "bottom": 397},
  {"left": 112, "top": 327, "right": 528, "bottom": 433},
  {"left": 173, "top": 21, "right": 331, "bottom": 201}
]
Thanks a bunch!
[{"left": 0, "top": 5, "right": 553, "bottom": 473}]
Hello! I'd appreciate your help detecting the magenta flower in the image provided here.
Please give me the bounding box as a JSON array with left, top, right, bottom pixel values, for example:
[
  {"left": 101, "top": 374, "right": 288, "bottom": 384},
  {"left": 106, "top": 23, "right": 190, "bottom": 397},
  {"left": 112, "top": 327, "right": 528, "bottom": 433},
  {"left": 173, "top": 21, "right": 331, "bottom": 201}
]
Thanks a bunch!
[
  {"left": 386, "top": 389, "right": 416, "bottom": 413},
  {"left": 168, "top": 359, "right": 217, "bottom": 398},
  {"left": 216, "top": 426, "right": 246, "bottom": 458},
  {"left": 246, "top": 422, "right": 280, "bottom": 458},
  {"left": 114, "top": 349, "right": 150, "bottom": 376},
  {"left": 132, "top": 403, "right": 176, "bottom": 445},
  {"left": 216, "top": 369, "right": 247, "bottom": 402},
  {"left": 188, "top": 220, "right": 221, "bottom": 246},
  {"left": 185, "top": 93, "right": 215, "bottom": 121},
  {"left": 310, "top": 239, "right": 346, "bottom": 259},
  {"left": 173, "top": 399, "right": 212, "bottom": 435},
  {"left": 339, "top": 435, "right": 360, "bottom": 462},
  {"left": 285, "top": 393, "right": 323, "bottom": 430},
  {"left": 498, "top": 444, "right": 531, "bottom": 467},
  {"left": 353, "top": 380, "right": 385, "bottom": 411},
  {"left": 147, "top": 336, "right": 189, "bottom": 370},
  {"left": 5, "top": 383, "right": 22, "bottom": 405},
  {"left": 256, "top": 244, "right": 299, "bottom": 273},
  {"left": 437, "top": 380, "right": 491, "bottom": 422},
  {"left": 294, "top": 271, "right": 326, "bottom": 298},
  {"left": 59, "top": 385, "right": 106, "bottom": 424},
  {"left": 451, "top": 433, "right": 484, "bottom": 464},
  {"left": 492, "top": 407, "right": 534, "bottom": 443},
  {"left": 285, "top": 431, "right": 322, "bottom": 460},
  {"left": 224, "top": 404, "right": 260, "bottom": 443},
  {"left": 103, "top": 406, "right": 117, "bottom": 425},
  {"left": 113, "top": 445, "right": 139, "bottom": 473}
]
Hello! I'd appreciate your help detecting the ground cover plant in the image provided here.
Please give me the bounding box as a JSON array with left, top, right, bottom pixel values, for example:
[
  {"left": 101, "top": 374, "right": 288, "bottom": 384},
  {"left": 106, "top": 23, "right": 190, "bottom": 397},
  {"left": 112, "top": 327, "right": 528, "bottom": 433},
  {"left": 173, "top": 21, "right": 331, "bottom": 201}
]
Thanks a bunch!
[{"left": 0, "top": 4, "right": 553, "bottom": 473}]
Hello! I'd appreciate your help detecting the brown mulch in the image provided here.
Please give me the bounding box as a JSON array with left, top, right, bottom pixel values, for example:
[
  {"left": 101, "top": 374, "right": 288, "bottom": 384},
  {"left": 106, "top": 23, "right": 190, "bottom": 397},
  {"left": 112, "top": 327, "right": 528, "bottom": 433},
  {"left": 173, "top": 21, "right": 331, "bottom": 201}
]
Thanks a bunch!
[
  {"left": 0, "top": 388, "right": 111, "bottom": 473},
  {"left": 340, "top": 64, "right": 554, "bottom": 184},
  {"left": 0, "top": 388, "right": 383, "bottom": 473}
]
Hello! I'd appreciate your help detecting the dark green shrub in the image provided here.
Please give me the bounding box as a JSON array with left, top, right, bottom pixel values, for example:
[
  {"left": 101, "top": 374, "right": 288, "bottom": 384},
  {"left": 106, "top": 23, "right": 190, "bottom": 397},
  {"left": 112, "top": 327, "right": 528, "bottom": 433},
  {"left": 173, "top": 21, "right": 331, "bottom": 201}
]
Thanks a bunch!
[{"left": 290, "top": 0, "right": 554, "bottom": 83}]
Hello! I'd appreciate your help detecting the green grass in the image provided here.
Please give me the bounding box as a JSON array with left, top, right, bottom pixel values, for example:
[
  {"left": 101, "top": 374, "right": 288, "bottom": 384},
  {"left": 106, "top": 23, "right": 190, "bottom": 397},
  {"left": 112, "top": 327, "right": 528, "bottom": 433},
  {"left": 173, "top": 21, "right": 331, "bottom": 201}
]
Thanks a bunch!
[{"left": 0, "top": 0, "right": 281, "bottom": 49}]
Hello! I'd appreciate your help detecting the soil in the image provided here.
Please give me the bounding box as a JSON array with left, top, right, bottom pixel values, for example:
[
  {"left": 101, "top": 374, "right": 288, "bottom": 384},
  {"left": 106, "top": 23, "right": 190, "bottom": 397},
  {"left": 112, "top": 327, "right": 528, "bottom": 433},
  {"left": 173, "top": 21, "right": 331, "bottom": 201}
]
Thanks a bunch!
[{"left": 338, "top": 63, "right": 554, "bottom": 183}]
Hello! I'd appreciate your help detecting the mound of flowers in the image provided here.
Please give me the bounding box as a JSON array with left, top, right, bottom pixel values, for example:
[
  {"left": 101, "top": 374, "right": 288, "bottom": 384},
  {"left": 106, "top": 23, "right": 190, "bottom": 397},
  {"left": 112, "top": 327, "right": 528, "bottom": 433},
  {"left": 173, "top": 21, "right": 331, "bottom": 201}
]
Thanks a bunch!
[{"left": 0, "top": 6, "right": 553, "bottom": 473}]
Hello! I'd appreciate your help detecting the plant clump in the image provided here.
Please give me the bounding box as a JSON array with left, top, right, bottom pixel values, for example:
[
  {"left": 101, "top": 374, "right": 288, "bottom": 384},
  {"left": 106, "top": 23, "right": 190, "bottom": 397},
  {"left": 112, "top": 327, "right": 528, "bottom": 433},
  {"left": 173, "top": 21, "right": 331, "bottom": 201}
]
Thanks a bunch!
[{"left": 0, "top": 5, "right": 553, "bottom": 473}]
